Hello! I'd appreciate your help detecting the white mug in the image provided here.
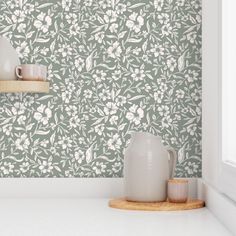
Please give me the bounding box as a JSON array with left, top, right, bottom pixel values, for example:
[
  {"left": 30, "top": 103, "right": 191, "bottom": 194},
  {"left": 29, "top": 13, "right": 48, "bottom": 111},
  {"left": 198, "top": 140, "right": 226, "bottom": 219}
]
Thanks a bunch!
[{"left": 16, "top": 64, "right": 47, "bottom": 81}]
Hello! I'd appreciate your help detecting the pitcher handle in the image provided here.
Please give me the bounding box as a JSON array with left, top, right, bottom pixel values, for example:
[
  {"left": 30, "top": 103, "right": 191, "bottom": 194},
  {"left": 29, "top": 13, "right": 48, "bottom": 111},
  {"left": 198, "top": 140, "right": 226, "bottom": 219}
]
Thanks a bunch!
[{"left": 167, "top": 147, "right": 177, "bottom": 179}]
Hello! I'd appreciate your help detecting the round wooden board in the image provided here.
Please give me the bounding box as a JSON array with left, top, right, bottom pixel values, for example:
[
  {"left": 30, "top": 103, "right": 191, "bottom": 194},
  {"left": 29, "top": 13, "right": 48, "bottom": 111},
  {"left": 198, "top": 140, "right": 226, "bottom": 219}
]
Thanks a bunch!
[{"left": 109, "top": 198, "right": 205, "bottom": 211}]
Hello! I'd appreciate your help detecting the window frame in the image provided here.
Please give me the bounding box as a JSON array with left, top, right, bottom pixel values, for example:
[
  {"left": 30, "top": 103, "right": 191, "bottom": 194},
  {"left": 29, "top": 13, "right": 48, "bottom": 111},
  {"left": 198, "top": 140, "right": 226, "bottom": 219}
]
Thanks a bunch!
[{"left": 219, "top": 0, "right": 236, "bottom": 202}]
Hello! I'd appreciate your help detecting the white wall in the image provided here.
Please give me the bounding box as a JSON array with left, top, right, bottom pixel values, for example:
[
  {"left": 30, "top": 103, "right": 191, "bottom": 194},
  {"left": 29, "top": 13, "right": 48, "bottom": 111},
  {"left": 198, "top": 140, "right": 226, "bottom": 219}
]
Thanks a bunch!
[
  {"left": 0, "top": 178, "right": 123, "bottom": 198},
  {"left": 202, "top": 0, "right": 220, "bottom": 188},
  {"left": 0, "top": 178, "right": 198, "bottom": 198},
  {"left": 201, "top": 1, "right": 236, "bottom": 234}
]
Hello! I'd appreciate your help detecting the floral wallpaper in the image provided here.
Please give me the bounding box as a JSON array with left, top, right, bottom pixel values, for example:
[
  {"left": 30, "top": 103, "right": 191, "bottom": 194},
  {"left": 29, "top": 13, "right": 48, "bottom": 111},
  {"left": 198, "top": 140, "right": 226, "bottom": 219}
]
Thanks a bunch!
[{"left": 0, "top": 0, "right": 201, "bottom": 177}]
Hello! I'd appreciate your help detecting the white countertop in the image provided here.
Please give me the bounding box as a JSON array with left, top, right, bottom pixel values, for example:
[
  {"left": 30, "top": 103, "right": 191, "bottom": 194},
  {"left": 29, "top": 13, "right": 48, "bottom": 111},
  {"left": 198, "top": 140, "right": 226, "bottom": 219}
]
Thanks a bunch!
[{"left": 0, "top": 199, "right": 232, "bottom": 236}]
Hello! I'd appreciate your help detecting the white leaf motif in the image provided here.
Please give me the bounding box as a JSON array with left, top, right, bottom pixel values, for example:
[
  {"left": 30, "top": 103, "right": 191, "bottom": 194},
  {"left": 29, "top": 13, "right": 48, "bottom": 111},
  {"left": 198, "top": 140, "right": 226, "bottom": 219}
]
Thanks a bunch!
[
  {"left": 127, "top": 38, "right": 142, "bottom": 43},
  {"left": 178, "top": 143, "right": 187, "bottom": 163},
  {"left": 142, "top": 40, "right": 148, "bottom": 52},
  {"left": 86, "top": 52, "right": 93, "bottom": 72},
  {"left": 86, "top": 145, "right": 94, "bottom": 164},
  {"left": 178, "top": 52, "right": 186, "bottom": 71}
]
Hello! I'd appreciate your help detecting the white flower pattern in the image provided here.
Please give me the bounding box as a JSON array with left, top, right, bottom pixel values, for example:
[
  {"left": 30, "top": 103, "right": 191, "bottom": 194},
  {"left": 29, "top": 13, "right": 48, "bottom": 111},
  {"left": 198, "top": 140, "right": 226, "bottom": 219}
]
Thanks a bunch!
[
  {"left": 0, "top": 0, "right": 201, "bottom": 177},
  {"left": 34, "top": 13, "right": 52, "bottom": 33}
]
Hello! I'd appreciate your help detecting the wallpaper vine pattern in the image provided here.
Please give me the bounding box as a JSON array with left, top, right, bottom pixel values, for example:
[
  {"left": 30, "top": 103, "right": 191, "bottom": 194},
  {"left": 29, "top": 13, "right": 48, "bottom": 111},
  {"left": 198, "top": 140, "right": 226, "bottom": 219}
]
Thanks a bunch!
[{"left": 0, "top": 0, "right": 201, "bottom": 177}]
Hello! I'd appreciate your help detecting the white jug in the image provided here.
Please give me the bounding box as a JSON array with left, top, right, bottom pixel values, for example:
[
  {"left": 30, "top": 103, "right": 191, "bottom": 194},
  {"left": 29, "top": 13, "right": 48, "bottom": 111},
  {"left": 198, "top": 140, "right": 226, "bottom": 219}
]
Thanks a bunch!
[
  {"left": 124, "top": 132, "right": 177, "bottom": 202},
  {"left": 0, "top": 37, "right": 20, "bottom": 80}
]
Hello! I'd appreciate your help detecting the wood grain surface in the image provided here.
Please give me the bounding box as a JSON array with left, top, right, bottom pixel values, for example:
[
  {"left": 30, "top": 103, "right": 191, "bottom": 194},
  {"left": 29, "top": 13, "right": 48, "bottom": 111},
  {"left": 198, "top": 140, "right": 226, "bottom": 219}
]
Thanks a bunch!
[
  {"left": 0, "top": 81, "right": 49, "bottom": 93},
  {"left": 109, "top": 198, "right": 205, "bottom": 211}
]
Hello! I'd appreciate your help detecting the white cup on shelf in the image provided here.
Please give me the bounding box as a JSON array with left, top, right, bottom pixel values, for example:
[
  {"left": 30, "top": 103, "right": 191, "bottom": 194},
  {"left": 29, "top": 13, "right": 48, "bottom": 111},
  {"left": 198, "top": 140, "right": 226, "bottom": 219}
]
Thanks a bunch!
[{"left": 15, "top": 64, "right": 47, "bottom": 81}]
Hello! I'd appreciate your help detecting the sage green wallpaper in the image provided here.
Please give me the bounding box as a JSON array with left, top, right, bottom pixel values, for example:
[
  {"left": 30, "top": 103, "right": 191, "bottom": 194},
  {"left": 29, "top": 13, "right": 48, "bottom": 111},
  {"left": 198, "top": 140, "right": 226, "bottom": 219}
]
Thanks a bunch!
[{"left": 0, "top": 0, "right": 201, "bottom": 177}]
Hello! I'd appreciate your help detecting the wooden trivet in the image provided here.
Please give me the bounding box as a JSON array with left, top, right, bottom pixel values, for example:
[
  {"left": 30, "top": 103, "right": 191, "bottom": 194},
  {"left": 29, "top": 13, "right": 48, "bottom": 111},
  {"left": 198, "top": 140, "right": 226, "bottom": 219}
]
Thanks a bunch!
[{"left": 109, "top": 198, "right": 205, "bottom": 211}]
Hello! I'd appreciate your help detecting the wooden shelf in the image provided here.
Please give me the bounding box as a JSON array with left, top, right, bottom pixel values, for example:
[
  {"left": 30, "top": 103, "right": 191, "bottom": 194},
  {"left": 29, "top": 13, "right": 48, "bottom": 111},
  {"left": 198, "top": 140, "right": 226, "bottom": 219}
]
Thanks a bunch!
[{"left": 0, "top": 80, "right": 49, "bottom": 93}]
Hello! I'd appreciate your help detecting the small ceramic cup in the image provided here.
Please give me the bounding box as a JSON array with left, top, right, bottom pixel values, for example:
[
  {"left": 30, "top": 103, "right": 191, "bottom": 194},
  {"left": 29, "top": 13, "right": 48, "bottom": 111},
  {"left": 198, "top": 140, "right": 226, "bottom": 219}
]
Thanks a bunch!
[
  {"left": 15, "top": 64, "right": 47, "bottom": 81},
  {"left": 167, "top": 179, "right": 188, "bottom": 203},
  {"left": 39, "top": 65, "right": 47, "bottom": 81}
]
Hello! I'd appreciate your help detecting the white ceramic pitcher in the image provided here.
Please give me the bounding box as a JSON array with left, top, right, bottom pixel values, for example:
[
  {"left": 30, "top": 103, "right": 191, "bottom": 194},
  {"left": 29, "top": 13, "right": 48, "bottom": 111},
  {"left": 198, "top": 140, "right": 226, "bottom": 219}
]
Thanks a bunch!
[
  {"left": 124, "top": 132, "right": 177, "bottom": 202},
  {"left": 0, "top": 37, "right": 20, "bottom": 80}
]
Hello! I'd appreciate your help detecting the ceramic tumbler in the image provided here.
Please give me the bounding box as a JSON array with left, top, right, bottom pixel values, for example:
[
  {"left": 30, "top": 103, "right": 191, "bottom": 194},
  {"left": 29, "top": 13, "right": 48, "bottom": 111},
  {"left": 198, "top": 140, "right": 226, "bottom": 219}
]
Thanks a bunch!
[{"left": 167, "top": 179, "right": 188, "bottom": 203}]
